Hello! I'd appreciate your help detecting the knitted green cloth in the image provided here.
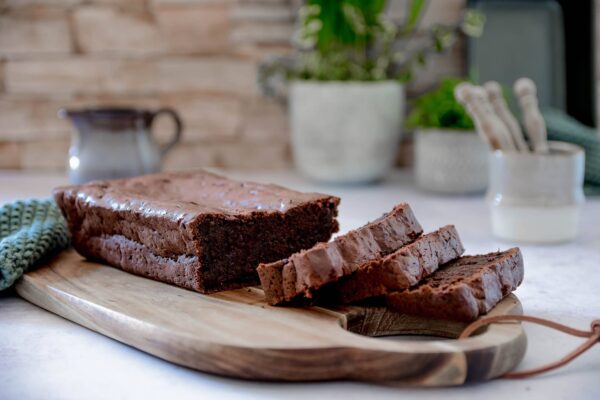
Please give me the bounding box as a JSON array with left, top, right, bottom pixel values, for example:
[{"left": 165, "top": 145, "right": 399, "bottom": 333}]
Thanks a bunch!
[
  {"left": 544, "top": 109, "right": 600, "bottom": 196},
  {"left": 0, "top": 199, "right": 69, "bottom": 290}
]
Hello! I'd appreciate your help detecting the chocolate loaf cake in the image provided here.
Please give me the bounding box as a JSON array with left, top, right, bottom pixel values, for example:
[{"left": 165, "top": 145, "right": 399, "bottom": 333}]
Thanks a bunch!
[
  {"left": 319, "top": 225, "right": 464, "bottom": 304},
  {"left": 54, "top": 171, "right": 340, "bottom": 293},
  {"left": 257, "top": 204, "right": 423, "bottom": 305},
  {"left": 387, "top": 248, "right": 524, "bottom": 321}
]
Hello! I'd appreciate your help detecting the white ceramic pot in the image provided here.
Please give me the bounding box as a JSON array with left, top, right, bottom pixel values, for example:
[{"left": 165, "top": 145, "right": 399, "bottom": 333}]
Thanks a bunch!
[
  {"left": 289, "top": 81, "right": 404, "bottom": 183},
  {"left": 414, "top": 129, "right": 489, "bottom": 194}
]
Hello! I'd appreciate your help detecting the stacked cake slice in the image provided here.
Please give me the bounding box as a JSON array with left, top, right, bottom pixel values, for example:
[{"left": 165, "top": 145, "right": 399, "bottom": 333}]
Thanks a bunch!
[
  {"left": 387, "top": 248, "right": 524, "bottom": 321},
  {"left": 258, "top": 203, "right": 524, "bottom": 321},
  {"left": 257, "top": 203, "right": 423, "bottom": 304}
]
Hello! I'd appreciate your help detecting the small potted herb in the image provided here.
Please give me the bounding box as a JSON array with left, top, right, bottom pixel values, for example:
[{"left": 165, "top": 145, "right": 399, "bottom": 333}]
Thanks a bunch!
[
  {"left": 259, "top": 1, "right": 484, "bottom": 183},
  {"left": 407, "top": 78, "right": 489, "bottom": 194}
]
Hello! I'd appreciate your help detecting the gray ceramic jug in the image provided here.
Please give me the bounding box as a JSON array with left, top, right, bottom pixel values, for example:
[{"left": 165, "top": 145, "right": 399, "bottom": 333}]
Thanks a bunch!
[{"left": 60, "top": 107, "right": 182, "bottom": 184}]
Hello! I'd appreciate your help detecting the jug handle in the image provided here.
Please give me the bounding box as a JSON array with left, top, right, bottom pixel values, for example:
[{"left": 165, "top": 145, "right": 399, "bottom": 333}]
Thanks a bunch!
[{"left": 150, "top": 108, "right": 183, "bottom": 158}]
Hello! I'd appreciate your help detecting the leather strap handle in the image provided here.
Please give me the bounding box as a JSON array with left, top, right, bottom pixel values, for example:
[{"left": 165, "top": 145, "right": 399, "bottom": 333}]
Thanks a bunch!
[{"left": 459, "top": 315, "right": 600, "bottom": 379}]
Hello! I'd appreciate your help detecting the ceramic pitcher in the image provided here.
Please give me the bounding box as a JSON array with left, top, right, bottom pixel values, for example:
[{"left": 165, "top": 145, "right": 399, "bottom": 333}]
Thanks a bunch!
[{"left": 60, "top": 107, "right": 182, "bottom": 184}]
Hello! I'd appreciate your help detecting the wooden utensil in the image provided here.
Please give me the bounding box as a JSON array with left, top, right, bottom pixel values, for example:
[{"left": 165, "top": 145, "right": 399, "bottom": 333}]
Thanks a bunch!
[
  {"left": 472, "top": 86, "right": 518, "bottom": 151},
  {"left": 455, "top": 83, "right": 516, "bottom": 152},
  {"left": 484, "top": 81, "right": 530, "bottom": 152},
  {"left": 455, "top": 83, "right": 498, "bottom": 150},
  {"left": 513, "top": 78, "right": 549, "bottom": 154},
  {"left": 15, "top": 249, "right": 527, "bottom": 386}
]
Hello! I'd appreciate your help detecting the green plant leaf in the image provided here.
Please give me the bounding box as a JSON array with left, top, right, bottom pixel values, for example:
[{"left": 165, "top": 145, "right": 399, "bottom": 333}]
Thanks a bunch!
[
  {"left": 461, "top": 9, "right": 486, "bottom": 37},
  {"left": 262, "top": 0, "right": 484, "bottom": 82},
  {"left": 406, "top": 78, "right": 475, "bottom": 130},
  {"left": 402, "top": 0, "right": 427, "bottom": 35}
]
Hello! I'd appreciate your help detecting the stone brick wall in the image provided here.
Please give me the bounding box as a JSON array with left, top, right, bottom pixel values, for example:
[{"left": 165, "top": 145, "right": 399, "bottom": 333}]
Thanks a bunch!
[{"left": 0, "top": 0, "right": 467, "bottom": 171}]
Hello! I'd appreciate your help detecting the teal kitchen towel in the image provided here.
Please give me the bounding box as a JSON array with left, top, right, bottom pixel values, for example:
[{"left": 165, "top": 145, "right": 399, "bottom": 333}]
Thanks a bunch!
[
  {"left": 544, "top": 109, "right": 600, "bottom": 196},
  {"left": 0, "top": 199, "right": 69, "bottom": 290}
]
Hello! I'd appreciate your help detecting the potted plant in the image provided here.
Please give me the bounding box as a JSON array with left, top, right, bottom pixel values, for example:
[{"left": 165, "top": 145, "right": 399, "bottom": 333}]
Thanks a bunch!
[
  {"left": 407, "top": 78, "right": 489, "bottom": 194},
  {"left": 259, "top": 0, "right": 484, "bottom": 183}
]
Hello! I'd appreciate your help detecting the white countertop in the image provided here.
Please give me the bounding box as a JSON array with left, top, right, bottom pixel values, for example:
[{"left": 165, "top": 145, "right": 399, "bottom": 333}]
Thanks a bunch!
[{"left": 1, "top": 169, "right": 599, "bottom": 400}]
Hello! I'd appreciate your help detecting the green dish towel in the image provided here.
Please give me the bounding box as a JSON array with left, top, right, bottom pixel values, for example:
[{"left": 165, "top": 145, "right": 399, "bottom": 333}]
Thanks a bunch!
[
  {"left": 0, "top": 199, "right": 70, "bottom": 291},
  {"left": 544, "top": 109, "right": 600, "bottom": 196}
]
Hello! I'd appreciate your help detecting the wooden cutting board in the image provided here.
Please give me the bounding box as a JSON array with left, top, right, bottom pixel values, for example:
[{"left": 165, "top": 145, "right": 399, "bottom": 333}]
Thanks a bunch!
[{"left": 15, "top": 249, "right": 527, "bottom": 386}]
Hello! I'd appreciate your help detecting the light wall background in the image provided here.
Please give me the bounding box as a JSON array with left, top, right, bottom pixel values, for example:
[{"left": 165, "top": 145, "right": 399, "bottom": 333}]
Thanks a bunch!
[{"left": 0, "top": 0, "right": 594, "bottom": 171}]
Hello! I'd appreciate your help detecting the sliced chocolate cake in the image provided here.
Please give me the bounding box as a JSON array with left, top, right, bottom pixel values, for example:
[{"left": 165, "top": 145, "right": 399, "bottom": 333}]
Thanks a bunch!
[
  {"left": 319, "top": 225, "right": 464, "bottom": 304},
  {"left": 387, "top": 248, "right": 524, "bottom": 321},
  {"left": 53, "top": 170, "right": 340, "bottom": 293},
  {"left": 258, "top": 204, "right": 423, "bottom": 305}
]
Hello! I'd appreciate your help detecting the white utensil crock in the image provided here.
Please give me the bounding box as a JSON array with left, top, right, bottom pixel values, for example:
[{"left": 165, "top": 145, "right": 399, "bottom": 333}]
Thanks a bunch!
[{"left": 487, "top": 141, "right": 585, "bottom": 243}]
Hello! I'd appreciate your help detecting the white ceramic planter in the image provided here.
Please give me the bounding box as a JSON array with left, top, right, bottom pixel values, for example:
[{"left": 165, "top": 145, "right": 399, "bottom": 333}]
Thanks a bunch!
[
  {"left": 289, "top": 81, "right": 404, "bottom": 183},
  {"left": 415, "top": 129, "right": 489, "bottom": 194}
]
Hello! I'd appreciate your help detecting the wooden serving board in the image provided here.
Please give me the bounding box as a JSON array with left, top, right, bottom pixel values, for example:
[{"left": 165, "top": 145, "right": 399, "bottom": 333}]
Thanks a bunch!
[{"left": 15, "top": 250, "right": 527, "bottom": 386}]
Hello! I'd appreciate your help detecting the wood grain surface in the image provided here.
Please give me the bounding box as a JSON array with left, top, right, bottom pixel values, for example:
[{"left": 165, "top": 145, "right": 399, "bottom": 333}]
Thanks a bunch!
[{"left": 15, "top": 249, "right": 527, "bottom": 386}]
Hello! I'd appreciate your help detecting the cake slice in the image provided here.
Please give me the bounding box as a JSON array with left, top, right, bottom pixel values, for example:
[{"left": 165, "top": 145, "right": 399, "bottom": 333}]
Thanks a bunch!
[
  {"left": 54, "top": 170, "right": 340, "bottom": 293},
  {"left": 387, "top": 248, "right": 524, "bottom": 321},
  {"left": 318, "top": 225, "right": 464, "bottom": 304},
  {"left": 257, "top": 204, "right": 423, "bottom": 305}
]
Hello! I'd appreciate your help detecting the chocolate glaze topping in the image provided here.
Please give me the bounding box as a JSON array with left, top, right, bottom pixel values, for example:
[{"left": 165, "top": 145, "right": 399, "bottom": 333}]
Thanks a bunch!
[{"left": 55, "top": 171, "right": 334, "bottom": 224}]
